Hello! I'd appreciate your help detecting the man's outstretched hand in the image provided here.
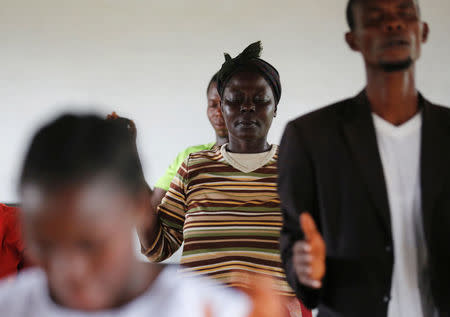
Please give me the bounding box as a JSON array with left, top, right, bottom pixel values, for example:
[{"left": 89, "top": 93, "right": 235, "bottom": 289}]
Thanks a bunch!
[{"left": 292, "top": 212, "right": 326, "bottom": 289}]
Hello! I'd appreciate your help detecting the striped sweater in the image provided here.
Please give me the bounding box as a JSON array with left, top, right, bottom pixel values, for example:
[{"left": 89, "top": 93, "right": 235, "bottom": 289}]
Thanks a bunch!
[{"left": 144, "top": 145, "right": 295, "bottom": 297}]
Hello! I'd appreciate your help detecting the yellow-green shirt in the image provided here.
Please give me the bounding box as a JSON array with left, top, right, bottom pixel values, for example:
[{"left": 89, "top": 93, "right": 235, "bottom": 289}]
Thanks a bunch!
[{"left": 154, "top": 142, "right": 216, "bottom": 191}]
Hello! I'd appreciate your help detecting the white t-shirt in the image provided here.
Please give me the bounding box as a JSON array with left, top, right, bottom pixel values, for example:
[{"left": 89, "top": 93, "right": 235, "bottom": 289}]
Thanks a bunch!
[
  {"left": 221, "top": 144, "right": 278, "bottom": 173},
  {"left": 0, "top": 266, "right": 251, "bottom": 317},
  {"left": 372, "top": 112, "right": 434, "bottom": 317}
]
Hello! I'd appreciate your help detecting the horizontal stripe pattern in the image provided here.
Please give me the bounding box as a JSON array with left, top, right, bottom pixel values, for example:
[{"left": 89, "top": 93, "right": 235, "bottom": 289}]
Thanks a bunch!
[{"left": 144, "top": 146, "right": 296, "bottom": 297}]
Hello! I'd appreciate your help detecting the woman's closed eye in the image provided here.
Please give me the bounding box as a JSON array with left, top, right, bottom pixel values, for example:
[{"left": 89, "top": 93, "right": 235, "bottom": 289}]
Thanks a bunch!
[
  {"left": 225, "top": 96, "right": 244, "bottom": 104},
  {"left": 254, "top": 95, "right": 271, "bottom": 104}
]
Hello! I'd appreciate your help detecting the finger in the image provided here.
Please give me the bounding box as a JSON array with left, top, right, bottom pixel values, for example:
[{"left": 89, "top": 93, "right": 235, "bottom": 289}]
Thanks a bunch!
[
  {"left": 295, "top": 262, "right": 313, "bottom": 277},
  {"left": 107, "top": 112, "right": 118, "bottom": 119},
  {"left": 128, "top": 120, "right": 137, "bottom": 136},
  {"left": 293, "top": 241, "right": 311, "bottom": 255},
  {"left": 293, "top": 254, "right": 313, "bottom": 266},
  {"left": 128, "top": 119, "right": 136, "bottom": 130},
  {"left": 299, "top": 275, "right": 322, "bottom": 289},
  {"left": 300, "top": 212, "right": 319, "bottom": 241}
]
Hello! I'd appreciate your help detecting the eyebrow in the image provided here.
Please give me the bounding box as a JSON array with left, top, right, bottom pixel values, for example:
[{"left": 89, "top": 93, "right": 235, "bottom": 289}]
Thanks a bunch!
[
  {"left": 365, "top": 5, "right": 383, "bottom": 12},
  {"left": 397, "top": 1, "right": 415, "bottom": 9},
  {"left": 226, "top": 87, "right": 244, "bottom": 93},
  {"left": 227, "top": 85, "right": 268, "bottom": 91}
]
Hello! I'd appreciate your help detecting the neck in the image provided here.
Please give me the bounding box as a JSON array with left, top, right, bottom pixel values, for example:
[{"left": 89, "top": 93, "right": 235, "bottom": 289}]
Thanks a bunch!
[
  {"left": 227, "top": 136, "right": 270, "bottom": 153},
  {"left": 365, "top": 64, "right": 419, "bottom": 126},
  {"left": 215, "top": 134, "right": 228, "bottom": 147}
]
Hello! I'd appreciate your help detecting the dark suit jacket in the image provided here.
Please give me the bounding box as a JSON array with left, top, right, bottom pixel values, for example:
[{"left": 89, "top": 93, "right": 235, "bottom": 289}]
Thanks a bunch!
[{"left": 278, "top": 90, "right": 450, "bottom": 317}]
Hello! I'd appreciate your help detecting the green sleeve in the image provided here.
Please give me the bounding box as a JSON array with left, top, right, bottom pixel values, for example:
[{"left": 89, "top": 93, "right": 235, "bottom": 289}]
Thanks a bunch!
[{"left": 154, "top": 142, "right": 215, "bottom": 191}]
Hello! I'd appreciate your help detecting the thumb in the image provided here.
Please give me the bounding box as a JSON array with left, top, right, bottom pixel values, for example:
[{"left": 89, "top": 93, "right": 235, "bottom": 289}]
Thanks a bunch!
[{"left": 300, "top": 212, "right": 319, "bottom": 241}]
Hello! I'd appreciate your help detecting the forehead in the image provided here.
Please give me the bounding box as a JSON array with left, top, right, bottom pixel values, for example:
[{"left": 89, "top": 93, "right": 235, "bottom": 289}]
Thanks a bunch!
[
  {"left": 21, "top": 179, "right": 131, "bottom": 225},
  {"left": 225, "top": 71, "right": 270, "bottom": 92},
  {"left": 207, "top": 83, "right": 219, "bottom": 97},
  {"left": 355, "top": 0, "right": 418, "bottom": 11}
]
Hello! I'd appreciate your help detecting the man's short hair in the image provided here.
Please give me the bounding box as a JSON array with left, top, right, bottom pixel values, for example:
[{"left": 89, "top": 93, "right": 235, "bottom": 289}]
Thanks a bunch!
[
  {"left": 346, "top": 0, "right": 420, "bottom": 30},
  {"left": 346, "top": 0, "right": 357, "bottom": 30}
]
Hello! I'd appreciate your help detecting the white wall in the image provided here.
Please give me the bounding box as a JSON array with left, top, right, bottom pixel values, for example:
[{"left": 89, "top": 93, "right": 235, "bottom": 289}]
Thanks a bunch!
[
  {"left": 1, "top": 0, "right": 449, "bottom": 260},
  {"left": 1, "top": 0, "right": 450, "bottom": 202}
]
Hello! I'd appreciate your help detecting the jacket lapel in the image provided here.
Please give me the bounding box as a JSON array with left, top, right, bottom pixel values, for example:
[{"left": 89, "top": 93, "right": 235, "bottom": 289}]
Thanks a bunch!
[
  {"left": 420, "top": 96, "right": 450, "bottom": 241},
  {"left": 341, "top": 90, "right": 392, "bottom": 238}
]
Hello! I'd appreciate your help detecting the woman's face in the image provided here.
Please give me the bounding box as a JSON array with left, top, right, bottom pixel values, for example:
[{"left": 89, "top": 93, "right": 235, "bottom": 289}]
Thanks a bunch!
[
  {"left": 21, "top": 178, "right": 142, "bottom": 311},
  {"left": 220, "top": 71, "right": 276, "bottom": 144}
]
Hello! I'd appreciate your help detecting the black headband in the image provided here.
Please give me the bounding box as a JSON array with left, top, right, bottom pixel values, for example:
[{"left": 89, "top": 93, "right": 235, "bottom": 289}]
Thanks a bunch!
[{"left": 216, "top": 41, "right": 281, "bottom": 104}]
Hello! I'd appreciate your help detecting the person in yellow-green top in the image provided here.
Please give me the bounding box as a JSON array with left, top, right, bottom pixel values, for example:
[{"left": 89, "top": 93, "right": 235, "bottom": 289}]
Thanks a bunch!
[
  {"left": 153, "top": 142, "right": 215, "bottom": 191},
  {"left": 106, "top": 73, "right": 228, "bottom": 253},
  {"left": 148, "top": 72, "right": 229, "bottom": 215}
]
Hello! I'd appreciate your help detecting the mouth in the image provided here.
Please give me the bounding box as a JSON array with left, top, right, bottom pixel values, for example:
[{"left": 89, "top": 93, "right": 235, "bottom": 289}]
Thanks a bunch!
[
  {"left": 236, "top": 120, "right": 258, "bottom": 128},
  {"left": 213, "top": 120, "right": 226, "bottom": 128},
  {"left": 382, "top": 38, "right": 410, "bottom": 49}
]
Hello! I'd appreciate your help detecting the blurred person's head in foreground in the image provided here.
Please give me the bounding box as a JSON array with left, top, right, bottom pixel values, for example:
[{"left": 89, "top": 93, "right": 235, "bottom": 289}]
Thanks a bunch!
[{"left": 18, "top": 114, "right": 150, "bottom": 311}]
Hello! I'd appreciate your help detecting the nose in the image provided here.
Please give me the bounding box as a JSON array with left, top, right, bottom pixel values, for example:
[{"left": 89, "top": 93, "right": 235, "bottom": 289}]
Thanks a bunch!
[
  {"left": 240, "top": 103, "right": 256, "bottom": 113},
  {"left": 383, "top": 15, "right": 405, "bottom": 33},
  {"left": 214, "top": 105, "right": 223, "bottom": 116}
]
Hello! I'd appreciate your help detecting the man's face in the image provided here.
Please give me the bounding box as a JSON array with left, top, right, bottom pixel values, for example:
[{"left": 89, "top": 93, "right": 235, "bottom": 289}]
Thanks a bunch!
[
  {"left": 347, "top": 0, "right": 428, "bottom": 71},
  {"left": 207, "top": 83, "right": 227, "bottom": 138}
]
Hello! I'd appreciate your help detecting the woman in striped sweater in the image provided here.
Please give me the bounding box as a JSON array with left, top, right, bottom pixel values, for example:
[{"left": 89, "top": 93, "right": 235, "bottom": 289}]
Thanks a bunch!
[{"left": 138, "top": 42, "right": 311, "bottom": 317}]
